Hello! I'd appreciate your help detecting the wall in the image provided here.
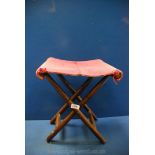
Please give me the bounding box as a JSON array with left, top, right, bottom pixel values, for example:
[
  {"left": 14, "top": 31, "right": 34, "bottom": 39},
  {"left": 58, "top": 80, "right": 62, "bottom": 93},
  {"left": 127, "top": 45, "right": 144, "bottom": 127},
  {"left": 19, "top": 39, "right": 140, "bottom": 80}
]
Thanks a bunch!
[{"left": 26, "top": 0, "right": 129, "bottom": 120}]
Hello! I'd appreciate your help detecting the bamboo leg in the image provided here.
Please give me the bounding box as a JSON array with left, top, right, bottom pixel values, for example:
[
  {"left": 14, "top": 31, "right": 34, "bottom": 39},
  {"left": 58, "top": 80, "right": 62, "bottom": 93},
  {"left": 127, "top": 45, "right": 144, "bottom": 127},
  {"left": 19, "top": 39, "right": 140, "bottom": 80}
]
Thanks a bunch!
[{"left": 57, "top": 74, "right": 97, "bottom": 120}]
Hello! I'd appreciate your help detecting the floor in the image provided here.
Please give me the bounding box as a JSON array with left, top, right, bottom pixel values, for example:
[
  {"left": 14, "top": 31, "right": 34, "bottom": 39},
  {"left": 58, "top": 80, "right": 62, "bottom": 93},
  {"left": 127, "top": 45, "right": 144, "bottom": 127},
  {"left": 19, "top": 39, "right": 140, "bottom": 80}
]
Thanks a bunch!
[{"left": 25, "top": 116, "right": 129, "bottom": 155}]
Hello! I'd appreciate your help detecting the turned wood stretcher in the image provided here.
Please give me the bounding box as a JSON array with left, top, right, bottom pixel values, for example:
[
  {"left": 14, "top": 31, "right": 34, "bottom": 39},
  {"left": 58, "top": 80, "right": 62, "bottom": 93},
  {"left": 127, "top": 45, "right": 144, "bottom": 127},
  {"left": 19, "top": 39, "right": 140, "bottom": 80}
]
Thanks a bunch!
[{"left": 36, "top": 57, "right": 123, "bottom": 144}]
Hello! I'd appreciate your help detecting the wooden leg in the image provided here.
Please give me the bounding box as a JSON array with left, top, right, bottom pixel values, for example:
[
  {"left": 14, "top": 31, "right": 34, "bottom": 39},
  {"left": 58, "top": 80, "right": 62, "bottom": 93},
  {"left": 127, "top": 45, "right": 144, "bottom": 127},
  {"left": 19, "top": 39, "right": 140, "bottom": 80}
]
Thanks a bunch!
[
  {"left": 45, "top": 74, "right": 109, "bottom": 143},
  {"left": 57, "top": 74, "right": 97, "bottom": 120},
  {"left": 45, "top": 73, "right": 93, "bottom": 104},
  {"left": 46, "top": 74, "right": 108, "bottom": 113},
  {"left": 46, "top": 74, "right": 93, "bottom": 124},
  {"left": 77, "top": 110, "right": 106, "bottom": 144},
  {"left": 50, "top": 103, "right": 68, "bottom": 124},
  {"left": 88, "top": 110, "right": 96, "bottom": 128},
  {"left": 47, "top": 111, "right": 75, "bottom": 142},
  {"left": 47, "top": 108, "right": 106, "bottom": 144},
  {"left": 55, "top": 113, "right": 60, "bottom": 128}
]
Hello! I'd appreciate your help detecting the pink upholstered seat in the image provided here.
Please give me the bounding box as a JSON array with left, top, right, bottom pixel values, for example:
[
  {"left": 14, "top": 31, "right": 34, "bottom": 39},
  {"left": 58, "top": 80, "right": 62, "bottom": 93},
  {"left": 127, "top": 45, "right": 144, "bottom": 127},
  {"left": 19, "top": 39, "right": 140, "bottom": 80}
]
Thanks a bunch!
[{"left": 36, "top": 57, "right": 123, "bottom": 81}]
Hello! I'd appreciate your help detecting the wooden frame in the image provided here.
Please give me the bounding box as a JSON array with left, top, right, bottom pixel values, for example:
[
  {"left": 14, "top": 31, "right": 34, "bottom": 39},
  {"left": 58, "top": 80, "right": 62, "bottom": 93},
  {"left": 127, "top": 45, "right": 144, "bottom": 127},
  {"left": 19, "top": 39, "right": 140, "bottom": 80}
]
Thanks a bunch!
[{"left": 44, "top": 73, "right": 109, "bottom": 144}]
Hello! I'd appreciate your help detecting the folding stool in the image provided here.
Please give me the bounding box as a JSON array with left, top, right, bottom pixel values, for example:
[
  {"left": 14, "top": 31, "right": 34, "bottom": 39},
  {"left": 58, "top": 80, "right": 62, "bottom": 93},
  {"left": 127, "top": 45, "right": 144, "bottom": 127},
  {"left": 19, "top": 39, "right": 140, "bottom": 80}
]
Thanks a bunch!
[{"left": 36, "top": 57, "right": 123, "bottom": 144}]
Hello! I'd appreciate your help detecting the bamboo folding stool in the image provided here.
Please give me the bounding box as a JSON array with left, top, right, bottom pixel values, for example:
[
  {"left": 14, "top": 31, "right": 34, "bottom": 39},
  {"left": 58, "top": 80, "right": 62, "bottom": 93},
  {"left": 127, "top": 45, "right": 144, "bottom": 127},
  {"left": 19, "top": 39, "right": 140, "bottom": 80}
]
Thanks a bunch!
[{"left": 36, "top": 57, "right": 123, "bottom": 144}]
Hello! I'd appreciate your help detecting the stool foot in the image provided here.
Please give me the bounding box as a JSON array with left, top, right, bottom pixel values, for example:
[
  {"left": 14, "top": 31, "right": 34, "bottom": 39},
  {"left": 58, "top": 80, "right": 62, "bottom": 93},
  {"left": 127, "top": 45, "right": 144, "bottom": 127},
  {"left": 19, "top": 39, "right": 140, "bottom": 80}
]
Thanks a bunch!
[
  {"left": 77, "top": 110, "right": 106, "bottom": 144},
  {"left": 46, "top": 130, "right": 56, "bottom": 143},
  {"left": 46, "top": 137, "right": 51, "bottom": 143}
]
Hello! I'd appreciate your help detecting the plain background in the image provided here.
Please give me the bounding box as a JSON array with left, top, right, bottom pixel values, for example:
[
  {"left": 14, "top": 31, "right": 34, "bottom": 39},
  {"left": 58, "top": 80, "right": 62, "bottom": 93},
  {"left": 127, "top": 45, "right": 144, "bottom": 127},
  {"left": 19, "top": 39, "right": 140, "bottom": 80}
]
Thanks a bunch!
[
  {"left": 0, "top": 0, "right": 155, "bottom": 155},
  {"left": 25, "top": 0, "right": 129, "bottom": 120}
]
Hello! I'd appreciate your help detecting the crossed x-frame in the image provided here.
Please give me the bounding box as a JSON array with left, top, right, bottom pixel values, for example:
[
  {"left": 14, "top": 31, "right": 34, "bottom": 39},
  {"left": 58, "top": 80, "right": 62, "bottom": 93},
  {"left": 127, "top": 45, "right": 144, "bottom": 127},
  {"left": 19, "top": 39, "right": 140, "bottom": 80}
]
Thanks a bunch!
[{"left": 44, "top": 73, "right": 109, "bottom": 144}]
